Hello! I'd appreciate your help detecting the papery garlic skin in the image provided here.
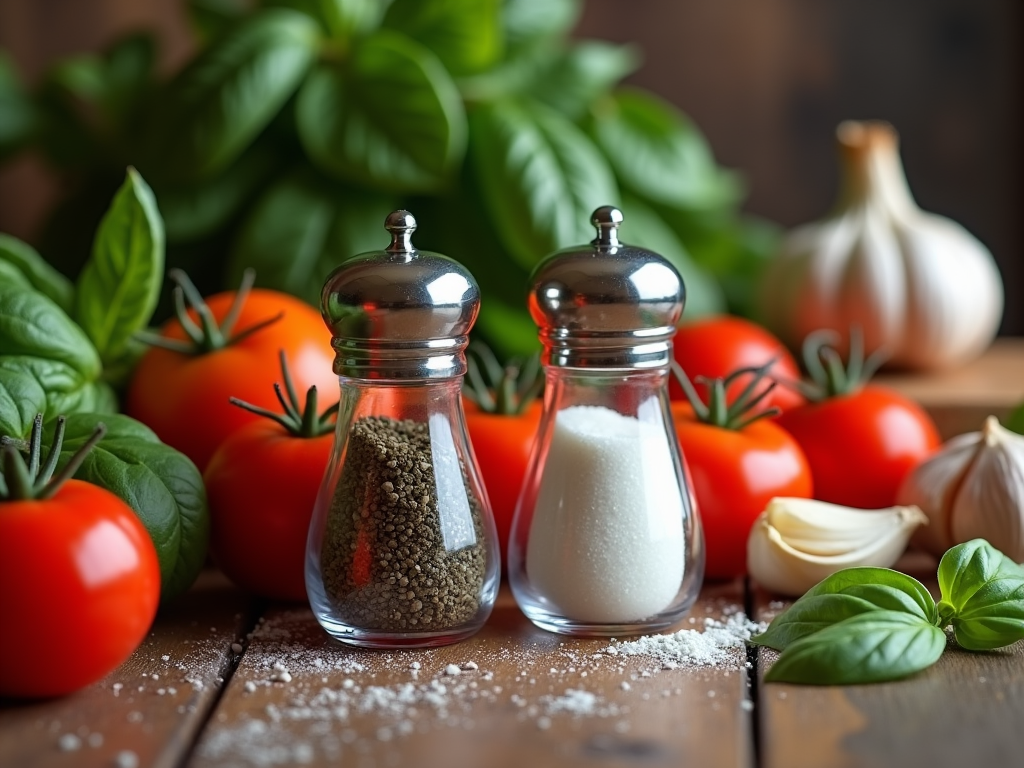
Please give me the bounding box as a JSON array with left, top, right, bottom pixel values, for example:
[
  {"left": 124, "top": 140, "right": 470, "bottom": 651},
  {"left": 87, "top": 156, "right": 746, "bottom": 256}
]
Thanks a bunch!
[
  {"left": 747, "top": 497, "right": 928, "bottom": 596},
  {"left": 759, "top": 121, "right": 1003, "bottom": 371},
  {"left": 898, "top": 417, "right": 1024, "bottom": 562}
]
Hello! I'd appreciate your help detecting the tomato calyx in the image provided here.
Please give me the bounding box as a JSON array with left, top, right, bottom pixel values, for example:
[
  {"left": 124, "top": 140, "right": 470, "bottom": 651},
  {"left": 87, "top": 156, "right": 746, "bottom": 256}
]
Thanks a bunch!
[
  {"left": 797, "top": 328, "right": 888, "bottom": 401},
  {"left": 672, "top": 359, "right": 781, "bottom": 431},
  {"left": 0, "top": 414, "right": 106, "bottom": 501},
  {"left": 229, "top": 350, "right": 339, "bottom": 438},
  {"left": 463, "top": 341, "right": 543, "bottom": 416},
  {"left": 136, "top": 268, "right": 284, "bottom": 356}
]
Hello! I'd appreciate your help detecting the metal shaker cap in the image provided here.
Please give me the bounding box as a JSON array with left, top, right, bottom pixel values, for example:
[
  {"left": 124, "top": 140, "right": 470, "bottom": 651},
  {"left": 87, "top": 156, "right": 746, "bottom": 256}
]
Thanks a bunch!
[
  {"left": 320, "top": 211, "right": 480, "bottom": 380},
  {"left": 528, "top": 206, "right": 685, "bottom": 370}
]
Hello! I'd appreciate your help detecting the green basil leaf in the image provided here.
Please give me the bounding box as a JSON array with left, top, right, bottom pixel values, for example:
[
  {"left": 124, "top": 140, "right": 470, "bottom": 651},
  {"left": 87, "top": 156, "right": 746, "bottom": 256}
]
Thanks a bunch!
[
  {"left": 765, "top": 611, "right": 946, "bottom": 685},
  {"left": 227, "top": 168, "right": 396, "bottom": 305},
  {"left": 0, "top": 367, "right": 47, "bottom": 440},
  {"left": 753, "top": 594, "right": 887, "bottom": 652},
  {"left": 187, "top": 0, "right": 251, "bottom": 43},
  {"left": 952, "top": 577, "right": 1024, "bottom": 651},
  {"left": 74, "top": 168, "right": 164, "bottom": 364},
  {"left": 618, "top": 194, "right": 724, "bottom": 320},
  {"left": 46, "top": 413, "right": 211, "bottom": 601},
  {"left": 0, "top": 357, "right": 116, "bottom": 418},
  {"left": 590, "top": 88, "right": 742, "bottom": 211},
  {"left": 470, "top": 99, "right": 619, "bottom": 269},
  {"left": 752, "top": 567, "right": 937, "bottom": 651},
  {"left": 145, "top": 8, "right": 318, "bottom": 181},
  {"left": 159, "top": 144, "right": 279, "bottom": 243},
  {"left": 383, "top": 0, "right": 501, "bottom": 76},
  {"left": 938, "top": 539, "right": 1020, "bottom": 620},
  {"left": 501, "top": 0, "right": 579, "bottom": 51},
  {"left": 0, "top": 234, "right": 74, "bottom": 313},
  {"left": 265, "top": 0, "right": 384, "bottom": 40},
  {"left": 1005, "top": 401, "right": 1024, "bottom": 435},
  {"left": 0, "top": 284, "right": 100, "bottom": 380},
  {"left": 938, "top": 539, "right": 1024, "bottom": 650},
  {"left": 0, "top": 51, "right": 35, "bottom": 159},
  {"left": 298, "top": 31, "right": 467, "bottom": 191},
  {"left": 532, "top": 41, "right": 639, "bottom": 121}
]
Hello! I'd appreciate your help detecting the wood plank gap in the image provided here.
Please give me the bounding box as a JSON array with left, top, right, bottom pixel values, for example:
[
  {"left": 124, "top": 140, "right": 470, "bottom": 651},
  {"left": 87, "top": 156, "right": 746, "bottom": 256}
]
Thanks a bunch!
[
  {"left": 742, "top": 576, "right": 762, "bottom": 768},
  {"left": 171, "top": 596, "right": 267, "bottom": 768}
]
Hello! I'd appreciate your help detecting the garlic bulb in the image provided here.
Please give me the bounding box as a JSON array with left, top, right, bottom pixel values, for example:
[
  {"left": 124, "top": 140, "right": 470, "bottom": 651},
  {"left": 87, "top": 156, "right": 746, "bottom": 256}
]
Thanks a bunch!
[
  {"left": 760, "top": 121, "right": 1003, "bottom": 370},
  {"left": 747, "top": 496, "right": 928, "bottom": 596},
  {"left": 897, "top": 416, "right": 1024, "bottom": 562}
]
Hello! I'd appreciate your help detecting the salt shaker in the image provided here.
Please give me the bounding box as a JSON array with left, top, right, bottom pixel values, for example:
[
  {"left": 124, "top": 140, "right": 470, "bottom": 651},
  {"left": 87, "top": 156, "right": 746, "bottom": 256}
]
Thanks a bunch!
[
  {"left": 508, "top": 206, "right": 705, "bottom": 636},
  {"left": 306, "top": 211, "right": 500, "bottom": 648}
]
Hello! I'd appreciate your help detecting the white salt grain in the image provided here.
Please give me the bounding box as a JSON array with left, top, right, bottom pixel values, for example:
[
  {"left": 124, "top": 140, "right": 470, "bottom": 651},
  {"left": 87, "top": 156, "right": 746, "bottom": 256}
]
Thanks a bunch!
[
  {"left": 231, "top": 643, "right": 244, "bottom": 654},
  {"left": 87, "top": 733, "right": 103, "bottom": 748},
  {"left": 57, "top": 734, "right": 81, "bottom": 751},
  {"left": 444, "top": 664, "right": 461, "bottom": 676},
  {"left": 115, "top": 749, "right": 140, "bottom": 768},
  {"left": 525, "top": 405, "right": 685, "bottom": 623}
]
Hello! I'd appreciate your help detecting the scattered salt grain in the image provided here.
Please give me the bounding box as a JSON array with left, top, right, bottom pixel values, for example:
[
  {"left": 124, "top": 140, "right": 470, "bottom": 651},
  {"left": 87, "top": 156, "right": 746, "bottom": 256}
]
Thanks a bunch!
[
  {"left": 87, "top": 733, "right": 103, "bottom": 748},
  {"left": 231, "top": 643, "right": 244, "bottom": 654},
  {"left": 57, "top": 734, "right": 81, "bottom": 752},
  {"left": 161, "top": 655, "right": 170, "bottom": 661},
  {"left": 462, "top": 661, "right": 478, "bottom": 671},
  {"left": 537, "top": 717, "right": 551, "bottom": 730},
  {"left": 620, "top": 682, "right": 630, "bottom": 691},
  {"left": 444, "top": 664, "right": 461, "bottom": 676},
  {"left": 114, "top": 749, "right": 140, "bottom": 768},
  {"left": 245, "top": 682, "right": 257, "bottom": 693},
  {"left": 409, "top": 662, "right": 421, "bottom": 670}
]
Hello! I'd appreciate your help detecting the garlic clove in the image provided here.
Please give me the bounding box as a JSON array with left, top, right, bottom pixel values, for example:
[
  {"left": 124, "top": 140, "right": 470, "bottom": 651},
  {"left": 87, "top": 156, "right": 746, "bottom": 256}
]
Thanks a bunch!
[
  {"left": 747, "top": 497, "right": 928, "bottom": 597},
  {"left": 898, "top": 416, "right": 1024, "bottom": 563},
  {"left": 949, "top": 418, "right": 1024, "bottom": 562},
  {"left": 896, "top": 430, "right": 980, "bottom": 556}
]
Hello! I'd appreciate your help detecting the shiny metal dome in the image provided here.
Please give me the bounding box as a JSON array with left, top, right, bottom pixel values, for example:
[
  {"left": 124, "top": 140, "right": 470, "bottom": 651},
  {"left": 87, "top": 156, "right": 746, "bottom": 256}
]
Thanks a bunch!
[
  {"left": 528, "top": 206, "right": 685, "bottom": 369},
  {"left": 320, "top": 210, "right": 480, "bottom": 379}
]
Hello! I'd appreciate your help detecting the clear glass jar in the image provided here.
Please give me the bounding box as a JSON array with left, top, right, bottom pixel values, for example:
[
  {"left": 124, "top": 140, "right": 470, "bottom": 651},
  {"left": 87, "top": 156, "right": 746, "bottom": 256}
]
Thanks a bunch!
[
  {"left": 307, "top": 210, "right": 499, "bottom": 648},
  {"left": 508, "top": 205, "right": 705, "bottom": 637},
  {"left": 307, "top": 378, "right": 499, "bottom": 648},
  {"left": 509, "top": 368, "right": 703, "bottom": 636}
]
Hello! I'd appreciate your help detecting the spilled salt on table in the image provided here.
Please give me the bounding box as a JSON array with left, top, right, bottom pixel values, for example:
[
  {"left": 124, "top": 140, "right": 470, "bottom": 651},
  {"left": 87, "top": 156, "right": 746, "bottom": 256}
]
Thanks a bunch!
[{"left": 197, "top": 602, "right": 762, "bottom": 766}]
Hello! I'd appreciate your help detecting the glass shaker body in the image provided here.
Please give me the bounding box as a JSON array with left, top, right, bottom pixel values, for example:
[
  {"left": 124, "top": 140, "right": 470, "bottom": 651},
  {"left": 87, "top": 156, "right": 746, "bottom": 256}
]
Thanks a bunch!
[
  {"left": 309, "top": 210, "right": 499, "bottom": 648},
  {"left": 307, "top": 378, "right": 500, "bottom": 648},
  {"left": 508, "top": 367, "right": 703, "bottom": 636}
]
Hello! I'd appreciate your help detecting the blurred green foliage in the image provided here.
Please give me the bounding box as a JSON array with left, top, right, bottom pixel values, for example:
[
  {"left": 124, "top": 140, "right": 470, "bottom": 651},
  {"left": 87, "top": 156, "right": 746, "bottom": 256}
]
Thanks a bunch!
[{"left": 0, "top": 0, "right": 778, "bottom": 357}]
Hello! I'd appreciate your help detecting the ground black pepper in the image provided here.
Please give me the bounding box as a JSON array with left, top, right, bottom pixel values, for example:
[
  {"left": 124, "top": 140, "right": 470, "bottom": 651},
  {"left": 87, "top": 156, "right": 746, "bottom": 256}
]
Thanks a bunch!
[{"left": 320, "top": 416, "right": 487, "bottom": 632}]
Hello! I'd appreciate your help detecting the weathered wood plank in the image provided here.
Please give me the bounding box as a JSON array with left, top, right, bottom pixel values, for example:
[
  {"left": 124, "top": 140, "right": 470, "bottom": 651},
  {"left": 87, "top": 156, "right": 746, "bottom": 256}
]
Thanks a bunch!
[
  {"left": 190, "top": 582, "right": 754, "bottom": 768},
  {"left": 876, "top": 338, "right": 1024, "bottom": 439},
  {"left": 754, "top": 555, "right": 1024, "bottom": 768},
  {"left": 0, "top": 571, "right": 257, "bottom": 768}
]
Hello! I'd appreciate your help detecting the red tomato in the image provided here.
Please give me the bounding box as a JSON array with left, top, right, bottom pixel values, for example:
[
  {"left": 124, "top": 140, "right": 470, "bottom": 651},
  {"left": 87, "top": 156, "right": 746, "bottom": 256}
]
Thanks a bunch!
[
  {"left": 775, "top": 385, "right": 940, "bottom": 509},
  {"left": 204, "top": 420, "right": 332, "bottom": 601},
  {"left": 465, "top": 401, "right": 542, "bottom": 570},
  {"left": 672, "top": 403, "right": 813, "bottom": 580},
  {"left": 127, "top": 289, "right": 337, "bottom": 470},
  {"left": 0, "top": 480, "right": 160, "bottom": 698},
  {"left": 671, "top": 316, "right": 804, "bottom": 412}
]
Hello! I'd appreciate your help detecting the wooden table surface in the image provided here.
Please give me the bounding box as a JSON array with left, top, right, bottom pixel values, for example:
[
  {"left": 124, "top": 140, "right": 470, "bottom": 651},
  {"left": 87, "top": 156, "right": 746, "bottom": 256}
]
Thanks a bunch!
[{"left": 3, "top": 340, "right": 1024, "bottom": 768}]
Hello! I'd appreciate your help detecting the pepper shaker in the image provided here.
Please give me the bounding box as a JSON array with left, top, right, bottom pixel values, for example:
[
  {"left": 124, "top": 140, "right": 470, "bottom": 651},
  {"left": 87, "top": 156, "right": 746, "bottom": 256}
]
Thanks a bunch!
[
  {"left": 508, "top": 206, "right": 705, "bottom": 636},
  {"left": 306, "top": 211, "right": 500, "bottom": 648}
]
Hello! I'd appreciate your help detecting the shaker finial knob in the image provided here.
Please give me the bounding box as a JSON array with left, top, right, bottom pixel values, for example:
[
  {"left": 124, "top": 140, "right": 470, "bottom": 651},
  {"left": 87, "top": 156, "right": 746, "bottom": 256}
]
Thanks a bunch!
[
  {"left": 591, "top": 206, "right": 623, "bottom": 247},
  {"left": 385, "top": 210, "right": 417, "bottom": 253}
]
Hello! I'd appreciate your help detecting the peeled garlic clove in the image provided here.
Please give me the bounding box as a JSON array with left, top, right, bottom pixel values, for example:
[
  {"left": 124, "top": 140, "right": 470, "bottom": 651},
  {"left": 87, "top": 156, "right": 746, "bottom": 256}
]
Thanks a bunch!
[
  {"left": 747, "top": 497, "right": 928, "bottom": 596},
  {"left": 899, "top": 417, "right": 1024, "bottom": 562}
]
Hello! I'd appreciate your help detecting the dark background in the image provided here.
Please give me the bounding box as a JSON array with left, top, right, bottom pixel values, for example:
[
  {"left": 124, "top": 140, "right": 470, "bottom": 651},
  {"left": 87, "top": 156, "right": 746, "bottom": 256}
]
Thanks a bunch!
[{"left": 2, "top": 0, "right": 1021, "bottom": 332}]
